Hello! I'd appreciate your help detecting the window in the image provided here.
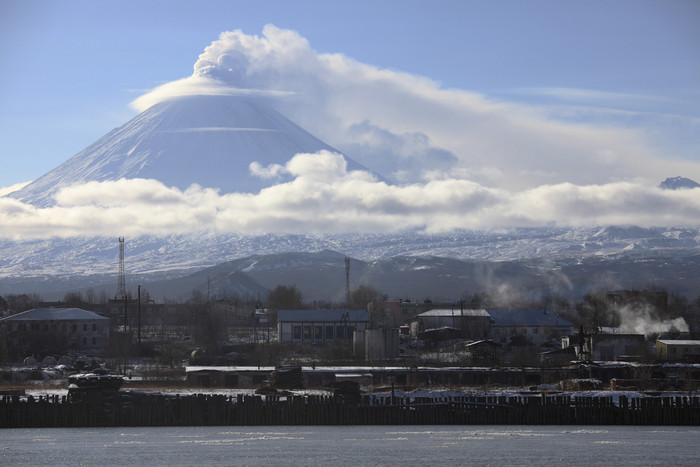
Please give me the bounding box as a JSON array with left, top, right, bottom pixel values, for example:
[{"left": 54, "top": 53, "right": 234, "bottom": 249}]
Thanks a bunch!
[
  {"left": 92, "top": 337, "right": 97, "bottom": 345},
  {"left": 72, "top": 324, "right": 77, "bottom": 332},
  {"left": 314, "top": 325, "right": 323, "bottom": 340},
  {"left": 83, "top": 323, "right": 88, "bottom": 331},
  {"left": 533, "top": 328, "right": 539, "bottom": 334},
  {"left": 325, "top": 325, "right": 334, "bottom": 340},
  {"left": 303, "top": 325, "right": 311, "bottom": 340},
  {"left": 92, "top": 324, "right": 97, "bottom": 331},
  {"left": 292, "top": 325, "right": 302, "bottom": 340}
]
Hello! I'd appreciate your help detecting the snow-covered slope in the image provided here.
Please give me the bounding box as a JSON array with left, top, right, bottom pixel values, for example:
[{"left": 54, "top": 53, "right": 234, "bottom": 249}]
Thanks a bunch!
[
  {"left": 8, "top": 95, "right": 379, "bottom": 206},
  {"left": 3, "top": 231, "right": 699, "bottom": 302},
  {"left": 1, "top": 226, "right": 699, "bottom": 279}
]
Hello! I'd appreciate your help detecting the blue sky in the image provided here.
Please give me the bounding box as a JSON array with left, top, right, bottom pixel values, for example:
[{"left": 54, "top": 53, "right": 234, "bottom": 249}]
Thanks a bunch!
[{"left": 1, "top": 1, "right": 700, "bottom": 237}]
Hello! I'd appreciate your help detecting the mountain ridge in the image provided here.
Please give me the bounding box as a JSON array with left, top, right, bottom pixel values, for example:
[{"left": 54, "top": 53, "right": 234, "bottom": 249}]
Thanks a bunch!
[{"left": 1, "top": 227, "right": 699, "bottom": 302}]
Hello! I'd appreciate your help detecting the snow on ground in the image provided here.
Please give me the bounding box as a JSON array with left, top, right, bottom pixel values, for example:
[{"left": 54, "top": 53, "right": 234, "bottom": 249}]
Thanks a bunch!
[{"left": 17, "top": 384, "right": 695, "bottom": 406}]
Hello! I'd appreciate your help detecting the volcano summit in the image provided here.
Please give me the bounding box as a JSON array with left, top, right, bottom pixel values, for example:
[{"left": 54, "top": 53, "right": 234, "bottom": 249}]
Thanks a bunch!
[{"left": 8, "top": 94, "right": 380, "bottom": 206}]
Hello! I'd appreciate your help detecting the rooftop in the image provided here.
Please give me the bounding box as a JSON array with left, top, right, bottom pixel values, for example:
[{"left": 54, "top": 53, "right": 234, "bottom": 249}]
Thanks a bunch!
[
  {"left": 416, "top": 308, "right": 490, "bottom": 318},
  {"left": 0, "top": 307, "right": 108, "bottom": 322},
  {"left": 277, "top": 309, "right": 369, "bottom": 323},
  {"left": 487, "top": 309, "right": 573, "bottom": 328},
  {"left": 657, "top": 340, "right": 700, "bottom": 346}
]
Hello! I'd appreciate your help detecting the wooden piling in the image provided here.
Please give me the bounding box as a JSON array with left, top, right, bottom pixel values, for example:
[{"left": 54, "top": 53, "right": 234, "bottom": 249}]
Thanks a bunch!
[{"left": 2, "top": 392, "right": 700, "bottom": 428}]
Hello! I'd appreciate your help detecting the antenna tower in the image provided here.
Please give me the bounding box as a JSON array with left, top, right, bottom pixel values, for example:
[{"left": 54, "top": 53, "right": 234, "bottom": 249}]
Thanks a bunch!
[{"left": 117, "top": 237, "right": 126, "bottom": 298}]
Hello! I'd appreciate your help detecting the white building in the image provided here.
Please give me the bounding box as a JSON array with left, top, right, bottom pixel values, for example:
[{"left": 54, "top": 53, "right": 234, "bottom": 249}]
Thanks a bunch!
[{"left": 277, "top": 309, "right": 369, "bottom": 344}]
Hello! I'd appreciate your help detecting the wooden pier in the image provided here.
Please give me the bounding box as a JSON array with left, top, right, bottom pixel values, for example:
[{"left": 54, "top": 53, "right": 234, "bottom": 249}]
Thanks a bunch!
[{"left": 2, "top": 392, "right": 700, "bottom": 427}]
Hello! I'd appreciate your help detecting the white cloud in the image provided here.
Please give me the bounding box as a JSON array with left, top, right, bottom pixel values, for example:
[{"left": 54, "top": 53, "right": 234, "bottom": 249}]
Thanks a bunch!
[
  {"left": 0, "top": 181, "right": 30, "bottom": 197},
  {"left": 2, "top": 152, "right": 700, "bottom": 240},
  {"left": 249, "top": 161, "right": 286, "bottom": 179},
  {"left": 5, "top": 26, "right": 694, "bottom": 240},
  {"left": 130, "top": 25, "right": 700, "bottom": 192}
]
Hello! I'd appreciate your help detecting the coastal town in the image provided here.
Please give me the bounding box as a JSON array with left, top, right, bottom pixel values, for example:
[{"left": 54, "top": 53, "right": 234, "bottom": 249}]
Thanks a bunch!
[{"left": 2, "top": 284, "right": 700, "bottom": 427}]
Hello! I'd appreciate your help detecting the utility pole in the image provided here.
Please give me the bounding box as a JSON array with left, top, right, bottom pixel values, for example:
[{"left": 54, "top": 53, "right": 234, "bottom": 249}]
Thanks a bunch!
[
  {"left": 341, "top": 311, "right": 349, "bottom": 344},
  {"left": 138, "top": 284, "right": 141, "bottom": 344},
  {"left": 345, "top": 257, "right": 350, "bottom": 309}
]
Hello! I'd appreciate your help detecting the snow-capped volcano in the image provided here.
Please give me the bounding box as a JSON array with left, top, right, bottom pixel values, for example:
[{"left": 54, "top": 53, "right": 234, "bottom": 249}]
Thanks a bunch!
[{"left": 8, "top": 94, "right": 380, "bottom": 206}]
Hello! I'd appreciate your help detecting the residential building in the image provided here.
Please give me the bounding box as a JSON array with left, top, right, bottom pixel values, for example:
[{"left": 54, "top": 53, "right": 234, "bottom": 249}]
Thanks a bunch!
[
  {"left": 656, "top": 339, "right": 700, "bottom": 362},
  {"left": 0, "top": 307, "right": 110, "bottom": 355},
  {"left": 277, "top": 309, "right": 370, "bottom": 344},
  {"left": 488, "top": 309, "right": 574, "bottom": 346}
]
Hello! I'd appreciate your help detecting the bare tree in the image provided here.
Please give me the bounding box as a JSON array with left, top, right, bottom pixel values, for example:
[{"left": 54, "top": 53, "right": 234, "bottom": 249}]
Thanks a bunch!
[
  {"left": 350, "top": 285, "right": 386, "bottom": 310},
  {"left": 267, "top": 285, "right": 303, "bottom": 311}
]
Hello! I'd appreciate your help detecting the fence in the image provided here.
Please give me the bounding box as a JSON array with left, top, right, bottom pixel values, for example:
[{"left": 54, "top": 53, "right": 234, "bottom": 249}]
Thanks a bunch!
[{"left": 2, "top": 392, "right": 700, "bottom": 427}]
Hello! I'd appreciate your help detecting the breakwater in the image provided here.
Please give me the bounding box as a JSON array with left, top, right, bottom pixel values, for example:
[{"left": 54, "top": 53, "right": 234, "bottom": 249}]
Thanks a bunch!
[{"left": 2, "top": 392, "right": 700, "bottom": 427}]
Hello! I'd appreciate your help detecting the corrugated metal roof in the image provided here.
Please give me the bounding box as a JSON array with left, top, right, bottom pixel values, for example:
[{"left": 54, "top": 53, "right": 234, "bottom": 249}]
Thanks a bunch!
[
  {"left": 416, "top": 308, "right": 490, "bottom": 318},
  {"left": 277, "top": 309, "right": 369, "bottom": 323},
  {"left": 487, "top": 309, "right": 573, "bottom": 328},
  {"left": 0, "top": 308, "right": 108, "bottom": 321}
]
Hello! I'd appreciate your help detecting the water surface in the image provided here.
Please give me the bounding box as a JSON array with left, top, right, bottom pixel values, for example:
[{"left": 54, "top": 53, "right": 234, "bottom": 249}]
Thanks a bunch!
[{"left": 2, "top": 425, "right": 698, "bottom": 466}]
